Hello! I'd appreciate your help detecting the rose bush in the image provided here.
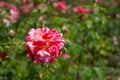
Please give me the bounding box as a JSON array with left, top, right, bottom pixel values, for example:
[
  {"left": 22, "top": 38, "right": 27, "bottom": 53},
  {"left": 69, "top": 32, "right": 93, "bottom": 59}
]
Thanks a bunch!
[{"left": 0, "top": 0, "right": 120, "bottom": 80}]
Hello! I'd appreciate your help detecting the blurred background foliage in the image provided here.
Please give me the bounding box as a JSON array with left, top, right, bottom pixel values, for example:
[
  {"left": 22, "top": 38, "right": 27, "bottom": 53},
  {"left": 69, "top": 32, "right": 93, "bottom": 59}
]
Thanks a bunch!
[{"left": 0, "top": 0, "right": 120, "bottom": 80}]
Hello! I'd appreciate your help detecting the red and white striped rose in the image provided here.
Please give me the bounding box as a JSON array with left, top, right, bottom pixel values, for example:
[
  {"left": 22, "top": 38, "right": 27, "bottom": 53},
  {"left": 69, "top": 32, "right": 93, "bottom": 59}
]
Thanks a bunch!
[{"left": 26, "top": 27, "right": 65, "bottom": 63}]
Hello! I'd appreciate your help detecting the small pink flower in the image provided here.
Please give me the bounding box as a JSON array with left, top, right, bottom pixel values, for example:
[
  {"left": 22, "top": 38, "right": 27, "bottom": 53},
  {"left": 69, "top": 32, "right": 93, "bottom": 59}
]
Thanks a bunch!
[
  {"left": 53, "top": 1, "right": 70, "bottom": 13},
  {"left": 21, "top": 0, "right": 33, "bottom": 5},
  {"left": 26, "top": 27, "right": 65, "bottom": 63},
  {"left": 53, "top": 1, "right": 65, "bottom": 10},
  {"left": 8, "top": 5, "right": 19, "bottom": 22},
  {"left": 0, "top": 2, "right": 8, "bottom": 8},
  {"left": 19, "top": 6, "right": 29, "bottom": 14},
  {"left": 0, "top": 52, "right": 7, "bottom": 60},
  {"left": 19, "top": 3, "right": 34, "bottom": 14},
  {"left": 73, "top": 6, "right": 90, "bottom": 14},
  {"left": 63, "top": 53, "right": 71, "bottom": 59},
  {"left": 82, "top": 15, "right": 87, "bottom": 20},
  {"left": 8, "top": 4, "right": 18, "bottom": 11},
  {"left": 21, "top": 0, "right": 27, "bottom": 5},
  {"left": 0, "top": 2, "right": 19, "bottom": 22}
]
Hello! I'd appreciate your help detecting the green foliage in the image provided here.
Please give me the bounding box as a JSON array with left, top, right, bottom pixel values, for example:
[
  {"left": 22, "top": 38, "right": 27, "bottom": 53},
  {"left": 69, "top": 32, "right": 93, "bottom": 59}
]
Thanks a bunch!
[{"left": 0, "top": 0, "right": 120, "bottom": 80}]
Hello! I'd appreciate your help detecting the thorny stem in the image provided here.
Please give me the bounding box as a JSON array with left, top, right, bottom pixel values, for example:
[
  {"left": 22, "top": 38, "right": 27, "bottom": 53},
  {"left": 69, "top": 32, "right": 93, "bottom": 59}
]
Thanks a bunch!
[{"left": 39, "top": 63, "right": 51, "bottom": 80}]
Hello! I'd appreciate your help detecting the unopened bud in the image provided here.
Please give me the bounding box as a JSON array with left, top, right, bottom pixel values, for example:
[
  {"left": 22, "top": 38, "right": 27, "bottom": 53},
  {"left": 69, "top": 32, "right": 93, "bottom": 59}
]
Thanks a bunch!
[
  {"left": 61, "top": 26, "right": 68, "bottom": 32},
  {"left": 9, "top": 29, "right": 15, "bottom": 37},
  {"left": 116, "top": 14, "right": 120, "bottom": 19}
]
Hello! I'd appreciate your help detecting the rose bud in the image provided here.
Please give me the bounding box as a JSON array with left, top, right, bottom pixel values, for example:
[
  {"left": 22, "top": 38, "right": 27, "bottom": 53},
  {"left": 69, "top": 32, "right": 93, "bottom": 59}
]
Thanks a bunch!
[
  {"left": 9, "top": 29, "right": 15, "bottom": 37},
  {"left": 0, "top": 52, "right": 7, "bottom": 60}
]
